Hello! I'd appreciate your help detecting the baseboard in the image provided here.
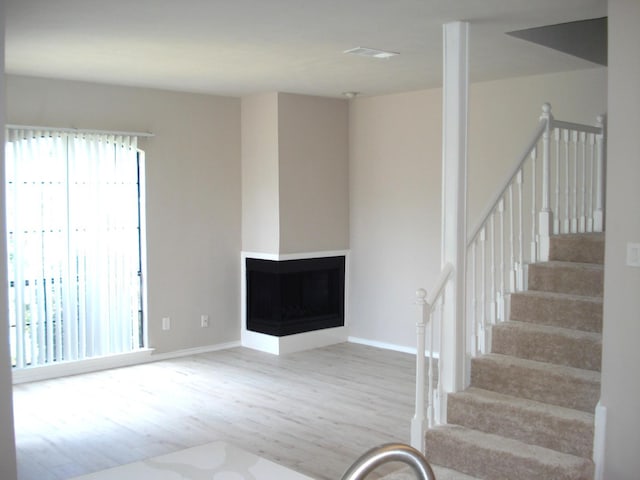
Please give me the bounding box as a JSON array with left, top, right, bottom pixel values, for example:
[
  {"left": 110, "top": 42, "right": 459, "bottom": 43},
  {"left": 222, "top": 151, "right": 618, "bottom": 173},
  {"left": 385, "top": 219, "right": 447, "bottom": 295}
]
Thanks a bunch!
[
  {"left": 242, "top": 327, "right": 347, "bottom": 355},
  {"left": 593, "top": 401, "right": 607, "bottom": 480},
  {"left": 348, "top": 336, "right": 417, "bottom": 355},
  {"left": 149, "top": 341, "right": 241, "bottom": 362},
  {"left": 12, "top": 341, "right": 240, "bottom": 384},
  {"left": 12, "top": 349, "right": 156, "bottom": 384}
]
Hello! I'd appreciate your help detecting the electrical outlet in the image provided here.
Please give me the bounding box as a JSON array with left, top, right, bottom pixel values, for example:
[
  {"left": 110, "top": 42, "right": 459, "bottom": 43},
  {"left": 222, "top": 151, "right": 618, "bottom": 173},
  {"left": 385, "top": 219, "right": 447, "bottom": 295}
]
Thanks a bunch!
[
  {"left": 201, "top": 315, "right": 209, "bottom": 328},
  {"left": 162, "top": 317, "right": 171, "bottom": 330}
]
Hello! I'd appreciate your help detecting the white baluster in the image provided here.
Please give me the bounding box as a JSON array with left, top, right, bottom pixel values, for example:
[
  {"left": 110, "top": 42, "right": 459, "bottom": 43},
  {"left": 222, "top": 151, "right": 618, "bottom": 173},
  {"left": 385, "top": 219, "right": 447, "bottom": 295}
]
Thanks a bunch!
[
  {"left": 587, "top": 133, "right": 596, "bottom": 232},
  {"left": 571, "top": 130, "right": 578, "bottom": 233},
  {"left": 479, "top": 228, "right": 487, "bottom": 353},
  {"left": 428, "top": 297, "right": 436, "bottom": 428},
  {"left": 563, "top": 129, "right": 570, "bottom": 234},
  {"left": 470, "top": 241, "right": 477, "bottom": 357},
  {"left": 498, "top": 198, "right": 505, "bottom": 321},
  {"left": 517, "top": 169, "right": 524, "bottom": 291},
  {"left": 594, "top": 115, "right": 605, "bottom": 232},
  {"left": 538, "top": 103, "right": 553, "bottom": 261},
  {"left": 411, "top": 288, "right": 428, "bottom": 450},
  {"left": 436, "top": 294, "right": 445, "bottom": 425},
  {"left": 579, "top": 132, "right": 587, "bottom": 233},
  {"left": 508, "top": 184, "right": 516, "bottom": 293},
  {"left": 531, "top": 146, "right": 538, "bottom": 263},
  {"left": 553, "top": 128, "right": 561, "bottom": 235},
  {"left": 490, "top": 214, "right": 496, "bottom": 326}
]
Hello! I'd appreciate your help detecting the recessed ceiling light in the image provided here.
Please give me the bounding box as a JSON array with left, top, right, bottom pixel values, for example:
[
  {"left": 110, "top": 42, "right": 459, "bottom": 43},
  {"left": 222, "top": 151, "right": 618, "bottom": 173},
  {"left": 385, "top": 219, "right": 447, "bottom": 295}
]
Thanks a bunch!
[{"left": 343, "top": 47, "right": 399, "bottom": 59}]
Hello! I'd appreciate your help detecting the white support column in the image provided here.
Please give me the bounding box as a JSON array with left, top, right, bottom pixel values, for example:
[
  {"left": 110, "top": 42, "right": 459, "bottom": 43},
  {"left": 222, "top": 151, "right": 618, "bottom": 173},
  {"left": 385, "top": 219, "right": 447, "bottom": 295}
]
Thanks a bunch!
[
  {"left": 538, "top": 103, "right": 553, "bottom": 261},
  {"left": 440, "top": 21, "right": 469, "bottom": 423}
]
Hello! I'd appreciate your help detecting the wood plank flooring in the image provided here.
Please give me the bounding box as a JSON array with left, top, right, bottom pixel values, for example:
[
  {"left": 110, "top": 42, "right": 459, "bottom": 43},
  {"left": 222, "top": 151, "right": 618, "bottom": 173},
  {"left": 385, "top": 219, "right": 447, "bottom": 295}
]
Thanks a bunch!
[{"left": 12, "top": 343, "right": 416, "bottom": 480}]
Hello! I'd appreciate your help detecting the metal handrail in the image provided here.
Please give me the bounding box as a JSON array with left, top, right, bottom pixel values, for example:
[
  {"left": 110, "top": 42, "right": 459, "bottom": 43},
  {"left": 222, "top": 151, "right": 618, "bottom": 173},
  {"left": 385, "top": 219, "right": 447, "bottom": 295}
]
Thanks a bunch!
[{"left": 341, "top": 443, "right": 436, "bottom": 480}]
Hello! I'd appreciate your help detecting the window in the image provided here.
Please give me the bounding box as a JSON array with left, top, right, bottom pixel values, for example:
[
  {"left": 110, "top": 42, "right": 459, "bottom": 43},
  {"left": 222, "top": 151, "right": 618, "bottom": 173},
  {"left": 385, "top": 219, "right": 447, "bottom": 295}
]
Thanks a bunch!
[{"left": 5, "top": 128, "right": 144, "bottom": 368}]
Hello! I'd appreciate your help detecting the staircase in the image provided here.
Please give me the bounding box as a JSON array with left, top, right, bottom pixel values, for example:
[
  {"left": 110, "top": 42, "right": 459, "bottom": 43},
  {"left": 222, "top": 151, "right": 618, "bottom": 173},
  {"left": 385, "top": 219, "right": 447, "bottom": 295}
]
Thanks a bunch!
[{"left": 424, "top": 232, "right": 603, "bottom": 480}]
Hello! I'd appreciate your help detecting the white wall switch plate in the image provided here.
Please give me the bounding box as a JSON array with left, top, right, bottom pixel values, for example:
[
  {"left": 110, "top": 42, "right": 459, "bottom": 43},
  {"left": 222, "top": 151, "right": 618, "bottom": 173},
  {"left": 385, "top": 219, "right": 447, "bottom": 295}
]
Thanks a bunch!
[
  {"left": 162, "top": 317, "right": 171, "bottom": 330},
  {"left": 201, "top": 315, "right": 209, "bottom": 328},
  {"left": 627, "top": 243, "right": 640, "bottom": 267}
]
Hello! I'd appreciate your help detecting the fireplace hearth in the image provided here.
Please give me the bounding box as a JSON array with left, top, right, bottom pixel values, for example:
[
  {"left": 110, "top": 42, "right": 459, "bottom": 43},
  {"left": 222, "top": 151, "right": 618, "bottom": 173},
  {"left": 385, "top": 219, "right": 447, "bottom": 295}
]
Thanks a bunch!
[{"left": 245, "top": 256, "right": 345, "bottom": 337}]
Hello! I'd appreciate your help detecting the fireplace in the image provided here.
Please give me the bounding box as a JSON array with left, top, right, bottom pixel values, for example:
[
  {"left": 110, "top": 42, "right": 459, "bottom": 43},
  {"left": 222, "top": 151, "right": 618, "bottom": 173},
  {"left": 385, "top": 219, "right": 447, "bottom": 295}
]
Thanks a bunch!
[{"left": 245, "top": 256, "right": 345, "bottom": 337}]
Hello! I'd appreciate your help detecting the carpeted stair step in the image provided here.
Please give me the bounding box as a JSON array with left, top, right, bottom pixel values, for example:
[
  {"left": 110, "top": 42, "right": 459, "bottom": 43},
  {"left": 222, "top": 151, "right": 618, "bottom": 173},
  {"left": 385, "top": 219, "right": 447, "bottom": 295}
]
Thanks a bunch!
[
  {"left": 509, "top": 291, "right": 602, "bottom": 333},
  {"left": 425, "top": 425, "right": 594, "bottom": 480},
  {"left": 447, "top": 387, "right": 594, "bottom": 458},
  {"left": 470, "top": 354, "right": 600, "bottom": 412},
  {"left": 549, "top": 233, "right": 605, "bottom": 264},
  {"left": 491, "top": 321, "right": 601, "bottom": 371},
  {"left": 528, "top": 261, "right": 603, "bottom": 297}
]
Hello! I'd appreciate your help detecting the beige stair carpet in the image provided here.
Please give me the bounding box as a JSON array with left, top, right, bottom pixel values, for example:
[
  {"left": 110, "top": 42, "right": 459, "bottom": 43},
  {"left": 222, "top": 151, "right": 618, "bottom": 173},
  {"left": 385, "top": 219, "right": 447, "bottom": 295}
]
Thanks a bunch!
[{"left": 423, "top": 233, "right": 604, "bottom": 480}]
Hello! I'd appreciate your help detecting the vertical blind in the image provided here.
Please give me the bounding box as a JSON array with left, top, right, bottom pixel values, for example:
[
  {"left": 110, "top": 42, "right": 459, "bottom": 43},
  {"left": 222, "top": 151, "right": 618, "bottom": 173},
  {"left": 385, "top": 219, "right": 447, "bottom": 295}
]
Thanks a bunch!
[{"left": 5, "top": 128, "right": 144, "bottom": 368}]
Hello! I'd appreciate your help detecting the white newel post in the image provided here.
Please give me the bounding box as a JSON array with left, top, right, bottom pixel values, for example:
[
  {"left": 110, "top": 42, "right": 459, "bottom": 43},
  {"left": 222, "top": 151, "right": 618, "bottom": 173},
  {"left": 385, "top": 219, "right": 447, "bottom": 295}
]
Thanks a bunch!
[
  {"left": 411, "top": 288, "right": 428, "bottom": 451},
  {"left": 538, "top": 103, "right": 553, "bottom": 261},
  {"left": 440, "top": 21, "right": 469, "bottom": 423}
]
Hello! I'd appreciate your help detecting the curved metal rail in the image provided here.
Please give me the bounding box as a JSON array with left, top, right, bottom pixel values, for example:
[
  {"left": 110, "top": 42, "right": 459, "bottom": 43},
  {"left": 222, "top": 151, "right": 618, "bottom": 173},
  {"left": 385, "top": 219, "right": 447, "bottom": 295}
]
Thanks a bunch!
[{"left": 341, "top": 443, "right": 436, "bottom": 480}]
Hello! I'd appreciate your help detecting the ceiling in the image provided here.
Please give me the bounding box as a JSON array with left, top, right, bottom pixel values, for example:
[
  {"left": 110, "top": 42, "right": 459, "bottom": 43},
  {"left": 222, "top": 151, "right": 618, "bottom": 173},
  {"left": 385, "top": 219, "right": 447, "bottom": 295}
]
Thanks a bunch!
[{"left": 5, "top": 0, "right": 607, "bottom": 98}]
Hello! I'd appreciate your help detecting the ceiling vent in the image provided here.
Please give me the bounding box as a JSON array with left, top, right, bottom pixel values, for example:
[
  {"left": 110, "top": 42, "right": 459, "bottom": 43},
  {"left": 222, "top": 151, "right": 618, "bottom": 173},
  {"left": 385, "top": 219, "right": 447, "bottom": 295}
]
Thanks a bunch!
[{"left": 343, "top": 47, "right": 399, "bottom": 59}]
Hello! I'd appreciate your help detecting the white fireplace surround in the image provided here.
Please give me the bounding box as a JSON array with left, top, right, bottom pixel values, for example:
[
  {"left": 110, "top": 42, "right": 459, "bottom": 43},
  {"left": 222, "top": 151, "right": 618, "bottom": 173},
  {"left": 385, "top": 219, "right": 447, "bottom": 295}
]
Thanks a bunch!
[{"left": 240, "top": 250, "right": 350, "bottom": 355}]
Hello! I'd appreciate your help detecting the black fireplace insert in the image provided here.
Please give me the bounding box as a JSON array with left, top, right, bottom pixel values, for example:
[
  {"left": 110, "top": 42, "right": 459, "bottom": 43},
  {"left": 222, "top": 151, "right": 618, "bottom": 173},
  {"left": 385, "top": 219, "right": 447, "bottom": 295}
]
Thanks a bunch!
[{"left": 246, "top": 256, "right": 345, "bottom": 336}]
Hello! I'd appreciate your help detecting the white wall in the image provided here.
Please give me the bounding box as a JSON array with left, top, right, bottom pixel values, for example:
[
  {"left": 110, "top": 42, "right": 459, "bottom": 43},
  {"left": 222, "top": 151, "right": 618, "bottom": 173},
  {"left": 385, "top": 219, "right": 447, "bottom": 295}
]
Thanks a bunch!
[
  {"left": 0, "top": 1, "right": 19, "bottom": 477},
  {"left": 601, "top": 1, "right": 640, "bottom": 477},
  {"left": 469, "top": 68, "right": 607, "bottom": 226},
  {"left": 241, "top": 93, "right": 280, "bottom": 253},
  {"left": 348, "top": 68, "right": 607, "bottom": 348},
  {"left": 278, "top": 93, "right": 349, "bottom": 254},
  {"left": 6, "top": 75, "right": 242, "bottom": 354},
  {"left": 349, "top": 89, "right": 443, "bottom": 347}
]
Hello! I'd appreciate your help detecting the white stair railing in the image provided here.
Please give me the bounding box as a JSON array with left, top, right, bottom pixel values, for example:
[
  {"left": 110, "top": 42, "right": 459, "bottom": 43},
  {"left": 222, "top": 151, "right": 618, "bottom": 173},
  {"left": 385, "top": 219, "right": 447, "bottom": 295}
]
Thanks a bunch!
[
  {"left": 467, "top": 105, "right": 606, "bottom": 354},
  {"left": 411, "top": 263, "right": 453, "bottom": 450},
  {"left": 413, "top": 103, "right": 606, "bottom": 448}
]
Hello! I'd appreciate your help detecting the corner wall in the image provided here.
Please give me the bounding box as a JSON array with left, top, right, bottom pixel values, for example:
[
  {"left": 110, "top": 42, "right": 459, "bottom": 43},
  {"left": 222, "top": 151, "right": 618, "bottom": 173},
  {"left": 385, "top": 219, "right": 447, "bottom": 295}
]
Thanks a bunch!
[
  {"left": 241, "top": 93, "right": 280, "bottom": 253},
  {"left": 241, "top": 92, "right": 349, "bottom": 255},
  {"left": 278, "top": 93, "right": 349, "bottom": 254},
  {"left": 6, "top": 75, "right": 242, "bottom": 355}
]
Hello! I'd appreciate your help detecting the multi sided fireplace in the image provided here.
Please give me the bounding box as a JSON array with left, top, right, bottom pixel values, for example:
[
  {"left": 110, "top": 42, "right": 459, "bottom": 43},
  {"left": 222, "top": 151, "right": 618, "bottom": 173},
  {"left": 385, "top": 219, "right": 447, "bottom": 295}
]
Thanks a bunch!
[{"left": 245, "top": 256, "right": 345, "bottom": 337}]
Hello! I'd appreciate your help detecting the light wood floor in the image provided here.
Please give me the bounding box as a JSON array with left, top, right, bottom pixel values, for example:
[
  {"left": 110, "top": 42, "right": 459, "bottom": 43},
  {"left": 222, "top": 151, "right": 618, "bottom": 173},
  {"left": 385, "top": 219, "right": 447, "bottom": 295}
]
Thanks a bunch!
[{"left": 12, "top": 342, "right": 416, "bottom": 480}]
